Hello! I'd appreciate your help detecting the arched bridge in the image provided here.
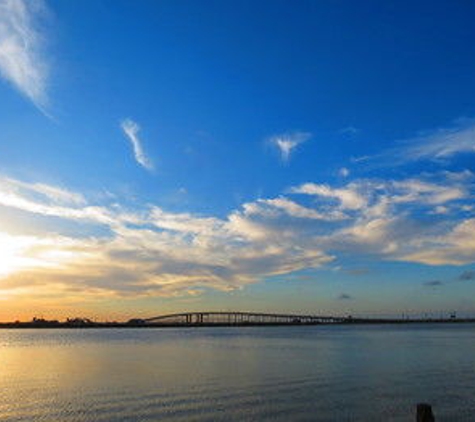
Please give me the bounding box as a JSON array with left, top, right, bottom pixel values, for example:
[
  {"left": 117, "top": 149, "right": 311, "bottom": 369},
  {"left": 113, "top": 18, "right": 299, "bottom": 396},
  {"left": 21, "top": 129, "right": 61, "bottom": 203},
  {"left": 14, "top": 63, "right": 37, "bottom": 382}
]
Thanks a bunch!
[{"left": 129, "top": 312, "right": 347, "bottom": 326}]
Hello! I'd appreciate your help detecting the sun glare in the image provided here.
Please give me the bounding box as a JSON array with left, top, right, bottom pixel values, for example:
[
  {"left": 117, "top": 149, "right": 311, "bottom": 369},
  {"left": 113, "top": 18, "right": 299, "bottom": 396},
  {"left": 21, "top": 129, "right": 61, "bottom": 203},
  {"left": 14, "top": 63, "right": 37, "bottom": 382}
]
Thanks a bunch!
[{"left": 0, "top": 233, "right": 39, "bottom": 277}]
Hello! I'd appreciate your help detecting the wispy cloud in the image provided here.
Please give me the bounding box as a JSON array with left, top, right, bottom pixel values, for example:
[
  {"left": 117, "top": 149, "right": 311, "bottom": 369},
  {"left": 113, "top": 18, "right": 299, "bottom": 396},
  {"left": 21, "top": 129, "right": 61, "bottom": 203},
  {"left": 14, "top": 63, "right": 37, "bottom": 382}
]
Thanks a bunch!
[
  {"left": 355, "top": 120, "right": 475, "bottom": 167},
  {"left": 121, "top": 119, "right": 154, "bottom": 171},
  {"left": 269, "top": 132, "right": 311, "bottom": 162},
  {"left": 401, "top": 121, "right": 475, "bottom": 162},
  {"left": 0, "top": 0, "right": 49, "bottom": 111}
]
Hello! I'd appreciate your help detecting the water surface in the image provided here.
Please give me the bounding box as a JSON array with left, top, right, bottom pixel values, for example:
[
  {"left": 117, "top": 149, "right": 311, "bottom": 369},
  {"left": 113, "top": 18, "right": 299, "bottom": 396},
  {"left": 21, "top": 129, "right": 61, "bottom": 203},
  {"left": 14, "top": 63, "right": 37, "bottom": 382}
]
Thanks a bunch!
[{"left": 1, "top": 324, "right": 474, "bottom": 421}]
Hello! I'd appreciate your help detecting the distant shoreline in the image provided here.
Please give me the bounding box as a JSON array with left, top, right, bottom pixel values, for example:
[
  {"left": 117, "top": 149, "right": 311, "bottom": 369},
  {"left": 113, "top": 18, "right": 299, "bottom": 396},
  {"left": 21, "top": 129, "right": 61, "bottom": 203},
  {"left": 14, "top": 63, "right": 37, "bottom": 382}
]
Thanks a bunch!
[{"left": 1, "top": 318, "right": 475, "bottom": 329}]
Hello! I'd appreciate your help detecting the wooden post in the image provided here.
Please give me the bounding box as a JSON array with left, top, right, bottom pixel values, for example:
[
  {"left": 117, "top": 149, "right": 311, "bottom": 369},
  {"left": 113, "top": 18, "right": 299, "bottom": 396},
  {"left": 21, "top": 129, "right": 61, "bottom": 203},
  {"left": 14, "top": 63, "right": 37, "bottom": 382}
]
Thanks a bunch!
[{"left": 416, "top": 403, "right": 434, "bottom": 422}]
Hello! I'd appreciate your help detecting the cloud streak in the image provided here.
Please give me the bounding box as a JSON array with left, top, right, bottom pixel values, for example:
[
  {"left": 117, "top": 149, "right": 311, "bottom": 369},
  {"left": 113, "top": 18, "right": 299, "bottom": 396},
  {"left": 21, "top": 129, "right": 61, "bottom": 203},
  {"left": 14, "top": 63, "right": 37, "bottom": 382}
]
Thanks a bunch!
[
  {"left": 121, "top": 119, "right": 154, "bottom": 171},
  {"left": 401, "top": 121, "right": 475, "bottom": 162},
  {"left": 0, "top": 0, "right": 49, "bottom": 111},
  {"left": 355, "top": 120, "right": 475, "bottom": 167}
]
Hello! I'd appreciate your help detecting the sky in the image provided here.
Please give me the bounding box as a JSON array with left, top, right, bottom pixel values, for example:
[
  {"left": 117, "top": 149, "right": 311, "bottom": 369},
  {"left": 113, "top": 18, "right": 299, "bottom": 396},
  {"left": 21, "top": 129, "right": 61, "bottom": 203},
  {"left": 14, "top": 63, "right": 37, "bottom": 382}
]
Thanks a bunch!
[{"left": 0, "top": 0, "right": 475, "bottom": 321}]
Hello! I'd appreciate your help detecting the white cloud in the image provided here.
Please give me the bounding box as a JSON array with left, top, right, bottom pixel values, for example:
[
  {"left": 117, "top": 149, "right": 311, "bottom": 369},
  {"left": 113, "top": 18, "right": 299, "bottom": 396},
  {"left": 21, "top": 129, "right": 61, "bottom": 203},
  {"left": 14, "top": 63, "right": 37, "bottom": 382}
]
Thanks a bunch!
[
  {"left": 1, "top": 176, "right": 85, "bottom": 205},
  {"left": 150, "top": 207, "right": 224, "bottom": 235},
  {"left": 0, "top": 170, "right": 474, "bottom": 302},
  {"left": 391, "top": 179, "right": 466, "bottom": 205},
  {"left": 290, "top": 182, "right": 368, "bottom": 210},
  {"left": 0, "top": 0, "right": 49, "bottom": 110},
  {"left": 399, "top": 219, "right": 475, "bottom": 266},
  {"left": 269, "top": 131, "right": 311, "bottom": 162},
  {"left": 121, "top": 119, "right": 154, "bottom": 171},
  {"left": 242, "top": 197, "right": 345, "bottom": 221}
]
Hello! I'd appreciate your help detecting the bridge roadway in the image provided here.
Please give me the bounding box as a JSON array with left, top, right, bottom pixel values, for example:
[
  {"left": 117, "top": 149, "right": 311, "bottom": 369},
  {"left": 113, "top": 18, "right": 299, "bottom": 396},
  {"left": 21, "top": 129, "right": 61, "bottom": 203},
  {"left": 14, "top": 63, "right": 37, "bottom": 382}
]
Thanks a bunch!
[{"left": 138, "top": 311, "right": 347, "bottom": 326}]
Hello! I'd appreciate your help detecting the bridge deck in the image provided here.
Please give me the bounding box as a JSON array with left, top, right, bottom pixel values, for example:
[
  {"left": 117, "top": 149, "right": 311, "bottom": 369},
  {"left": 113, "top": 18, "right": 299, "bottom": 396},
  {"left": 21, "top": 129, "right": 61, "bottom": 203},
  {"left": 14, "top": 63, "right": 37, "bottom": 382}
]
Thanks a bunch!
[{"left": 136, "top": 311, "right": 346, "bottom": 326}]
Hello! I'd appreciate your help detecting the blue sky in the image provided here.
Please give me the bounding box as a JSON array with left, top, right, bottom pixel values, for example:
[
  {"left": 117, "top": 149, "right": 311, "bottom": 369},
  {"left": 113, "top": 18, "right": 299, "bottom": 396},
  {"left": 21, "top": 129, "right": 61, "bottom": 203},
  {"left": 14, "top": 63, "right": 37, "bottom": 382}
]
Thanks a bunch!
[{"left": 0, "top": 0, "right": 475, "bottom": 320}]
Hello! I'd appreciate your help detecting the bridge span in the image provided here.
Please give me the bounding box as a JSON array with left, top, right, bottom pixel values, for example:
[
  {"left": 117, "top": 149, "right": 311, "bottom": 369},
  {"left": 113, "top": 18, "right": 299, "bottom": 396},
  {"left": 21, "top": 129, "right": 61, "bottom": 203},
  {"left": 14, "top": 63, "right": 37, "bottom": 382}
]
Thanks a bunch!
[{"left": 129, "top": 312, "right": 348, "bottom": 326}]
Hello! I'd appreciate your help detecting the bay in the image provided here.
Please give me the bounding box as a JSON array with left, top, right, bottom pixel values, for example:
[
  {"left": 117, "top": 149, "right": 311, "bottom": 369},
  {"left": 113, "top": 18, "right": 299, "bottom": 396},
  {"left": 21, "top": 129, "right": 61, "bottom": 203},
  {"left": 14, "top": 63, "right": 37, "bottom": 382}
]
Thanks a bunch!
[{"left": 0, "top": 324, "right": 474, "bottom": 421}]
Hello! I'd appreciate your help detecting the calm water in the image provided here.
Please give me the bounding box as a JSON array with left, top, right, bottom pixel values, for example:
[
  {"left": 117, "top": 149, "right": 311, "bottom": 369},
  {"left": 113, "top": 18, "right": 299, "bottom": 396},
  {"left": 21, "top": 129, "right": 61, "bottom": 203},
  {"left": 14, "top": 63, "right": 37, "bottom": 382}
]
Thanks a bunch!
[{"left": 0, "top": 324, "right": 474, "bottom": 421}]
